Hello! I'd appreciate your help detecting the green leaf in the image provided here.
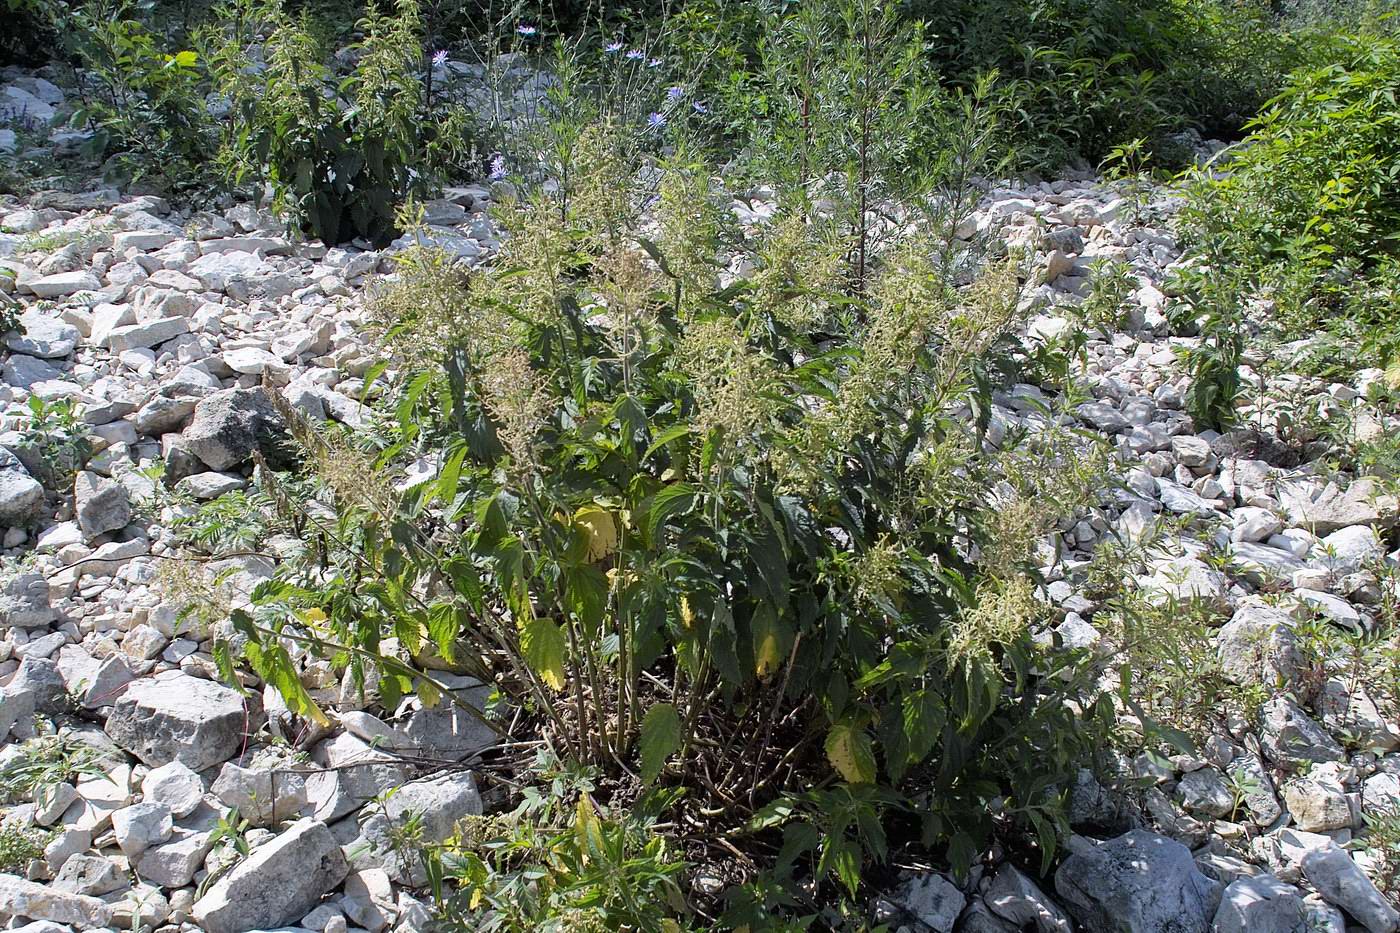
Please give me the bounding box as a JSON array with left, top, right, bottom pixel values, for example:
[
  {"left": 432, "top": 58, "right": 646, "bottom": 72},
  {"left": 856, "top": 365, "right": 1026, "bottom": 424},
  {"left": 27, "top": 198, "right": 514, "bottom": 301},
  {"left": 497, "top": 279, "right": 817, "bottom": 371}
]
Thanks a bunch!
[
  {"left": 641, "top": 423, "right": 695, "bottom": 462},
  {"left": 521, "top": 618, "right": 567, "bottom": 691},
  {"left": 644, "top": 483, "right": 696, "bottom": 543},
  {"left": 638, "top": 702, "right": 682, "bottom": 785},
  {"left": 172, "top": 49, "right": 198, "bottom": 68},
  {"left": 825, "top": 721, "right": 876, "bottom": 784},
  {"left": 434, "top": 444, "right": 468, "bottom": 506},
  {"left": 427, "top": 603, "right": 460, "bottom": 662}
]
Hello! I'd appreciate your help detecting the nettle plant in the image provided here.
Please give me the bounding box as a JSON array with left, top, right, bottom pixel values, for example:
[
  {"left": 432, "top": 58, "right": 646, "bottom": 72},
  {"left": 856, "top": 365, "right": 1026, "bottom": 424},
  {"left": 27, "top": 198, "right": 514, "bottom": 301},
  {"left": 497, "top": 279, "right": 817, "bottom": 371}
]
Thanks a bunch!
[
  {"left": 229, "top": 125, "right": 1112, "bottom": 918},
  {"left": 201, "top": 0, "right": 474, "bottom": 246}
]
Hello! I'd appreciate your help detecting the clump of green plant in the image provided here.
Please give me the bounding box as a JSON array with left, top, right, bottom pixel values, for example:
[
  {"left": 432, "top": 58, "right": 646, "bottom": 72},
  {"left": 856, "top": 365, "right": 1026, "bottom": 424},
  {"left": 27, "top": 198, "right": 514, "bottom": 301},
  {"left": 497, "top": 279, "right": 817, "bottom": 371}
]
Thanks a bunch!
[
  {"left": 0, "top": 821, "right": 46, "bottom": 873},
  {"left": 1179, "top": 28, "right": 1400, "bottom": 380},
  {"left": 741, "top": 0, "right": 1007, "bottom": 292},
  {"left": 437, "top": 793, "right": 689, "bottom": 932},
  {"left": 885, "top": 0, "right": 1298, "bottom": 168},
  {"left": 0, "top": 732, "right": 104, "bottom": 804},
  {"left": 52, "top": 0, "right": 213, "bottom": 189},
  {"left": 202, "top": 0, "right": 474, "bottom": 245},
  {"left": 222, "top": 113, "right": 1120, "bottom": 923},
  {"left": 1168, "top": 258, "right": 1249, "bottom": 431},
  {"left": 18, "top": 396, "right": 92, "bottom": 489},
  {"left": 1083, "top": 530, "right": 1259, "bottom": 744}
]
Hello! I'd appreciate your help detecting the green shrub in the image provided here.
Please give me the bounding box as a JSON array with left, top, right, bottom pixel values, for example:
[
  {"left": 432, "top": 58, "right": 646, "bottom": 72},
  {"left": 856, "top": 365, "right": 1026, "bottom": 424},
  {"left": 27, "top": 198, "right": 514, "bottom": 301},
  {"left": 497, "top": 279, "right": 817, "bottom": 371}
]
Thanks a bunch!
[
  {"left": 0, "top": 0, "right": 64, "bottom": 65},
  {"left": 224, "top": 116, "right": 1117, "bottom": 921},
  {"left": 1192, "top": 32, "right": 1400, "bottom": 274},
  {"left": 203, "top": 0, "right": 474, "bottom": 245},
  {"left": 0, "top": 823, "right": 46, "bottom": 873},
  {"left": 49, "top": 0, "right": 215, "bottom": 190},
  {"left": 1177, "top": 27, "right": 1400, "bottom": 412},
  {"left": 437, "top": 791, "right": 689, "bottom": 932}
]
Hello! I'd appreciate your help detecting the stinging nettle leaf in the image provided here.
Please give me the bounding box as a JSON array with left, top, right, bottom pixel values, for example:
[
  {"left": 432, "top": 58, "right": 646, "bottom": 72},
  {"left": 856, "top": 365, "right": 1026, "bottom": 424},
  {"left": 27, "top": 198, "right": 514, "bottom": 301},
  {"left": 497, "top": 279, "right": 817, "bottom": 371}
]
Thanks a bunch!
[
  {"left": 521, "top": 618, "right": 567, "bottom": 691},
  {"left": 639, "top": 702, "right": 683, "bottom": 785},
  {"left": 825, "top": 721, "right": 877, "bottom": 784}
]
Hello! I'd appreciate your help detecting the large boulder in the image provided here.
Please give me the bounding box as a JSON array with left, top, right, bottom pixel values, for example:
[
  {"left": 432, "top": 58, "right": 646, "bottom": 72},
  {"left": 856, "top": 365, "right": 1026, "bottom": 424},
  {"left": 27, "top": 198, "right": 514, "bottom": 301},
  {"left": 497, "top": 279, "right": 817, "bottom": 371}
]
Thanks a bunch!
[
  {"left": 1216, "top": 605, "right": 1303, "bottom": 686},
  {"left": 6, "top": 310, "right": 79, "bottom": 358},
  {"left": 985, "top": 864, "right": 1072, "bottom": 932},
  {"left": 0, "top": 572, "right": 55, "bottom": 628},
  {"left": 104, "top": 671, "right": 247, "bottom": 771},
  {"left": 73, "top": 470, "right": 131, "bottom": 541},
  {"left": 0, "top": 448, "right": 44, "bottom": 526},
  {"left": 1281, "top": 478, "right": 1396, "bottom": 535},
  {"left": 0, "top": 873, "right": 113, "bottom": 929},
  {"left": 1300, "top": 841, "right": 1400, "bottom": 933},
  {"left": 1258, "top": 697, "right": 1344, "bottom": 768},
  {"left": 1212, "top": 875, "right": 1308, "bottom": 933},
  {"left": 191, "top": 818, "right": 348, "bottom": 933},
  {"left": 351, "top": 771, "right": 482, "bottom": 883},
  {"left": 1055, "top": 830, "right": 1222, "bottom": 933},
  {"left": 880, "top": 872, "right": 966, "bottom": 932},
  {"left": 181, "top": 387, "right": 291, "bottom": 471}
]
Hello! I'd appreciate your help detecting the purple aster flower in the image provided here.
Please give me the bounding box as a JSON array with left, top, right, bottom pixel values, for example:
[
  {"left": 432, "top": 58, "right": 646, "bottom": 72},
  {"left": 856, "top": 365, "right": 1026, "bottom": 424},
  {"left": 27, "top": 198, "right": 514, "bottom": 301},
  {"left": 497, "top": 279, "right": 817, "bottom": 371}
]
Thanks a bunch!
[
  {"left": 666, "top": 86, "right": 684, "bottom": 101},
  {"left": 647, "top": 111, "right": 667, "bottom": 130},
  {"left": 647, "top": 57, "right": 663, "bottom": 68},
  {"left": 625, "top": 49, "right": 645, "bottom": 61},
  {"left": 431, "top": 50, "right": 449, "bottom": 68},
  {"left": 516, "top": 24, "right": 537, "bottom": 36},
  {"left": 489, "top": 154, "right": 507, "bottom": 180},
  {"left": 692, "top": 101, "right": 708, "bottom": 114},
  {"left": 604, "top": 41, "right": 623, "bottom": 54}
]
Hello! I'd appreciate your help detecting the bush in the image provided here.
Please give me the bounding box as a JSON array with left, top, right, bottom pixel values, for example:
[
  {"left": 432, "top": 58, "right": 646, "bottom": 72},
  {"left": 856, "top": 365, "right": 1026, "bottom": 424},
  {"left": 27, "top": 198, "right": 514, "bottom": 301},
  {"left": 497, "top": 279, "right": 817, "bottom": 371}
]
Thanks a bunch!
[
  {"left": 1177, "top": 27, "right": 1400, "bottom": 412},
  {"left": 1192, "top": 31, "right": 1400, "bottom": 274},
  {"left": 224, "top": 110, "right": 1119, "bottom": 921},
  {"left": 52, "top": 0, "right": 215, "bottom": 190},
  {"left": 204, "top": 0, "right": 474, "bottom": 245}
]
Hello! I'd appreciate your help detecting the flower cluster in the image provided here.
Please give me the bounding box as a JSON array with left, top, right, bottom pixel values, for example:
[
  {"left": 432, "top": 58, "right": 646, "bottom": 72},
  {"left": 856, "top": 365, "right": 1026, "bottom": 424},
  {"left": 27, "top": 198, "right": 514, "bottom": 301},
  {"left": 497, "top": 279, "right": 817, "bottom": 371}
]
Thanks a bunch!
[{"left": 480, "top": 347, "right": 554, "bottom": 475}]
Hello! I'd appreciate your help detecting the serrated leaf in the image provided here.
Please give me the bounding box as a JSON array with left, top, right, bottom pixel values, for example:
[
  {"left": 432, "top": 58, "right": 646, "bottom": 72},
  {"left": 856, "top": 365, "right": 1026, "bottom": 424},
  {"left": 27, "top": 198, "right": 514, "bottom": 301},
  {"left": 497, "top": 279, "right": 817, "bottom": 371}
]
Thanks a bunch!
[
  {"left": 521, "top": 618, "right": 567, "bottom": 691},
  {"left": 644, "top": 483, "right": 695, "bottom": 543},
  {"left": 639, "top": 702, "right": 682, "bottom": 785},
  {"left": 825, "top": 721, "right": 876, "bottom": 784},
  {"left": 574, "top": 506, "right": 618, "bottom": 563},
  {"left": 575, "top": 795, "right": 606, "bottom": 861},
  {"left": 750, "top": 605, "right": 790, "bottom": 678}
]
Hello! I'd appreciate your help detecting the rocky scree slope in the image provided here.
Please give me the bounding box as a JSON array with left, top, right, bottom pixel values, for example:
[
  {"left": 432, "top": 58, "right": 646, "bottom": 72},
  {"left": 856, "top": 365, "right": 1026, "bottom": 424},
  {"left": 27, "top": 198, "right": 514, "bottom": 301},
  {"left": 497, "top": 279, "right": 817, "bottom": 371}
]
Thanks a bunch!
[{"left": 0, "top": 79, "right": 1399, "bottom": 933}]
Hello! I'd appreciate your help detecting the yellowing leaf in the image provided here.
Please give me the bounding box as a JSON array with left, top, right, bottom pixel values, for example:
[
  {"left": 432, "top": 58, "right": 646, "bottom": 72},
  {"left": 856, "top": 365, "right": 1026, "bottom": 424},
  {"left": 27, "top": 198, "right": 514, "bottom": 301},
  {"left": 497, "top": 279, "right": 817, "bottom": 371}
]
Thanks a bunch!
[
  {"left": 750, "top": 606, "right": 789, "bottom": 678},
  {"left": 298, "top": 608, "right": 328, "bottom": 626},
  {"left": 574, "top": 506, "right": 619, "bottom": 562},
  {"left": 825, "top": 721, "right": 876, "bottom": 784},
  {"left": 575, "top": 795, "right": 605, "bottom": 862},
  {"left": 521, "top": 618, "right": 567, "bottom": 691},
  {"left": 416, "top": 676, "right": 442, "bottom": 709}
]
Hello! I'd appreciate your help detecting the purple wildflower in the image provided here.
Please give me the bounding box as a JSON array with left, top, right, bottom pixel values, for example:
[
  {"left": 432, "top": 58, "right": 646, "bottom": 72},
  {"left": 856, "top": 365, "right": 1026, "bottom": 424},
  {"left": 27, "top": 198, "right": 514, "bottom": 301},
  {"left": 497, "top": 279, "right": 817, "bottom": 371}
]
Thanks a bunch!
[
  {"left": 647, "top": 57, "right": 663, "bottom": 68},
  {"left": 666, "top": 85, "right": 684, "bottom": 101},
  {"left": 604, "top": 41, "right": 623, "bottom": 54},
  {"left": 625, "top": 49, "right": 645, "bottom": 61},
  {"left": 431, "top": 50, "right": 449, "bottom": 68},
  {"left": 489, "top": 154, "right": 507, "bottom": 180},
  {"left": 692, "top": 101, "right": 709, "bottom": 114},
  {"left": 647, "top": 112, "right": 667, "bottom": 130},
  {"left": 516, "top": 24, "right": 537, "bottom": 36}
]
